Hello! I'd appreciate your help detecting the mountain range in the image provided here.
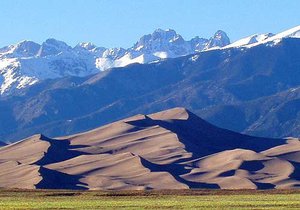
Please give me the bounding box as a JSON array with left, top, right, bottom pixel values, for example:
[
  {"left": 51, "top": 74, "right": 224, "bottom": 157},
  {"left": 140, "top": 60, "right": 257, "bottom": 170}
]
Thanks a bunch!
[
  {"left": 1, "top": 107, "right": 299, "bottom": 190},
  {"left": 0, "top": 29, "right": 230, "bottom": 95},
  {"left": 0, "top": 26, "right": 299, "bottom": 143}
]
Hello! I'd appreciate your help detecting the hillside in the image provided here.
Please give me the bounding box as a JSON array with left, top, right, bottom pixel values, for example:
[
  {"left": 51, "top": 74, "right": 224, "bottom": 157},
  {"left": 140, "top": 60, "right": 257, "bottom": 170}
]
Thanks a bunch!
[{"left": 0, "top": 35, "right": 300, "bottom": 142}]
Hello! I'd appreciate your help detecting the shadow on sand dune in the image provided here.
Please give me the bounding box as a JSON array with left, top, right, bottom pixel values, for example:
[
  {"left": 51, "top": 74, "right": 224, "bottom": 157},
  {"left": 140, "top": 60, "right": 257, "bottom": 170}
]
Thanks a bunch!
[
  {"left": 140, "top": 156, "right": 218, "bottom": 189},
  {"left": 36, "top": 167, "right": 86, "bottom": 190},
  {"left": 1, "top": 107, "right": 299, "bottom": 190},
  {"left": 35, "top": 135, "right": 88, "bottom": 165},
  {"left": 126, "top": 110, "right": 285, "bottom": 157}
]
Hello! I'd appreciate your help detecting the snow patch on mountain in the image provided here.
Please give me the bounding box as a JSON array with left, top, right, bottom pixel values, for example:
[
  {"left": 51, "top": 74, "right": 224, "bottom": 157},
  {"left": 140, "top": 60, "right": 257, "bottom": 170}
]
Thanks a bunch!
[
  {"left": 1, "top": 26, "right": 300, "bottom": 95},
  {"left": 224, "top": 33, "right": 274, "bottom": 48},
  {"left": 224, "top": 25, "right": 300, "bottom": 49}
]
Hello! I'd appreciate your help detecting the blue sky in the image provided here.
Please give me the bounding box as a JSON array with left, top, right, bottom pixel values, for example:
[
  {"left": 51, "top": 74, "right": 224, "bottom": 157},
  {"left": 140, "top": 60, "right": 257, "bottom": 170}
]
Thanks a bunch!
[{"left": 0, "top": 0, "right": 299, "bottom": 48}]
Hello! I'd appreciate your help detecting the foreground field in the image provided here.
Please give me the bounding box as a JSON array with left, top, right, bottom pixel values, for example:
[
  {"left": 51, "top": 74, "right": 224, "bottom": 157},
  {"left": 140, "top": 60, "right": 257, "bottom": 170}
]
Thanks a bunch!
[{"left": 0, "top": 190, "right": 300, "bottom": 209}]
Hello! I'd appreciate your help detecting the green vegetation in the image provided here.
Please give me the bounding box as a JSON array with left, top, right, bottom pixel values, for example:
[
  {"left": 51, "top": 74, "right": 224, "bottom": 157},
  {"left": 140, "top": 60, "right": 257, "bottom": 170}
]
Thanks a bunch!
[{"left": 0, "top": 189, "right": 300, "bottom": 209}]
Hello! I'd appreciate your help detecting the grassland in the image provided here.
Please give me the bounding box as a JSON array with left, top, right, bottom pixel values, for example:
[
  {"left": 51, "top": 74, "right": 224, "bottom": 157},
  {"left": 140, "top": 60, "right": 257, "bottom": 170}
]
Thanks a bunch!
[{"left": 0, "top": 189, "right": 300, "bottom": 209}]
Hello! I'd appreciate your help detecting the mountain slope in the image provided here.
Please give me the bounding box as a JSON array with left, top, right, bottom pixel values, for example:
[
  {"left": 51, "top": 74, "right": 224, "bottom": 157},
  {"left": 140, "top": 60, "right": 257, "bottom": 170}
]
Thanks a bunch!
[
  {"left": 224, "top": 33, "right": 274, "bottom": 48},
  {"left": 0, "top": 29, "right": 230, "bottom": 95},
  {"left": 198, "top": 87, "right": 300, "bottom": 138},
  {"left": 224, "top": 25, "right": 300, "bottom": 49},
  {"left": 0, "top": 108, "right": 299, "bottom": 190},
  {"left": 0, "top": 26, "right": 300, "bottom": 142}
]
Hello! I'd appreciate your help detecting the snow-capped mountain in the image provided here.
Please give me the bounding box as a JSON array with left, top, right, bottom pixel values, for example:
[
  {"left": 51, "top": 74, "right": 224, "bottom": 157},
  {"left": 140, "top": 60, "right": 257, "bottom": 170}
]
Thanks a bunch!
[
  {"left": 0, "top": 29, "right": 230, "bottom": 95},
  {"left": 1, "top": 25, "right": 300, "bottom": 95},
  {"left": 205, "top": 30, "right": 230, "bottom": 49},
  {"left": 224, "top": 33, "right": 274, "bottom": 48},
  {"left": 223, "top": 25, "right": 300, "bottom": 49},
  {"left": 0, "top": 26, "right": 300, "bottom": 142}
]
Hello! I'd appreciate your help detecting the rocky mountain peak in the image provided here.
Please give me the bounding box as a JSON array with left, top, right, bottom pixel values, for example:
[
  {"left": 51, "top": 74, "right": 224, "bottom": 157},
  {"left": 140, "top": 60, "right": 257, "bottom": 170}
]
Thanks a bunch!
[{"left": 205, "top": 30, "right": 230, "bottom": 49}]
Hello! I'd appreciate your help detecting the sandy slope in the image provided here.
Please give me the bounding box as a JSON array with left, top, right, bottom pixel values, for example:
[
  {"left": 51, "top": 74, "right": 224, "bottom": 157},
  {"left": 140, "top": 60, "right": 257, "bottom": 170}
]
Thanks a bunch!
[{"left": 0, "top": 107, "right": 299, "bottom": 190}]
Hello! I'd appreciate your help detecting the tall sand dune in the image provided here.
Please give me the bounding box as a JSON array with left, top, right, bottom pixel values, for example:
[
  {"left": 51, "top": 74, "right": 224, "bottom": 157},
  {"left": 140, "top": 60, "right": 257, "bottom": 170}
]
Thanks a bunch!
[{"left": 0, "top": 107, "right": 299, "bottom": 190}]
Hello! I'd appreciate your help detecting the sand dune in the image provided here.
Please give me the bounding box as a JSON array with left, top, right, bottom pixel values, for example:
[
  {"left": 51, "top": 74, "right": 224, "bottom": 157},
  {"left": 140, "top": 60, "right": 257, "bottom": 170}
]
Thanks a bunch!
[{"left": 0, "top": 107, "right": 299, "bottom": 190}]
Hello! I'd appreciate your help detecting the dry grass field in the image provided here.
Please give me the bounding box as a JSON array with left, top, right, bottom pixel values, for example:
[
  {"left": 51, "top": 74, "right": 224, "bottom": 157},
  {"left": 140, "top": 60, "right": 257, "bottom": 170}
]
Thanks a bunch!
[{"left": 0, "top": 189, "right": 299, "bottom": 209}]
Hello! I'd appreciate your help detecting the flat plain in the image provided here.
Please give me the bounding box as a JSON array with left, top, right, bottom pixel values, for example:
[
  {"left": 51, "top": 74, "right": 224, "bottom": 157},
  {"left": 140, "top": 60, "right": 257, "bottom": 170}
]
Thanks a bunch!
[{"left": 0, "top": 189, "right": 300, "bottom": 209}]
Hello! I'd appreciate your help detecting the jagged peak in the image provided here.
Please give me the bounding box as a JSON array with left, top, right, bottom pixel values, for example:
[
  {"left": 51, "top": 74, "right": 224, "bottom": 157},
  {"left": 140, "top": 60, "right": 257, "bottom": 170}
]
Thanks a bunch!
[
  {"left": 102, "top": 47, "right": 126, "bottom": 59},
  {"left": 191, "top": 36, "right": 208, "bottom": 41},
  {"left": 214, "top": 30, "right": 228, "bottom": 36},
  {"left": 36, "top": 38, "right": 72, "bottom": 57},
  {"left": 43, "top": 38, "right": 70, "bottom": 49},
  {"left": 205, "top": 30, "right": 230, "bottom": 49},
  {"left": 15, "top": 39, "right": 39, "bottom": 46},
  {"left": 133, "top": 28, "right": 185, "bottom": 52},
  {"left": 7, "top": 40, "right": 41, "bottom": 57},
  {"left": 152, "top": 28, "right": 179, "bottom": 40},
  {"left": 138, "top": 28, "right": 179, "bottom": 41},
  {"left": 75, "top": 42, "right": 98, "bottom": 50},
  {"left": 212, "top": 30, "right": 230, "bottom": 42},
  {"left": 153, "top": 28, "right": 176, "bottom": 33}
]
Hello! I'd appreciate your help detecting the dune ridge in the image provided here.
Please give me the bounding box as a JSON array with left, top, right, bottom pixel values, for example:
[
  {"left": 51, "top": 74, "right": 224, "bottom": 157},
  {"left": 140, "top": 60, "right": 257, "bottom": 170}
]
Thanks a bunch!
[{"left": 0, "top": 107, "right": 299, "bottom": 190}]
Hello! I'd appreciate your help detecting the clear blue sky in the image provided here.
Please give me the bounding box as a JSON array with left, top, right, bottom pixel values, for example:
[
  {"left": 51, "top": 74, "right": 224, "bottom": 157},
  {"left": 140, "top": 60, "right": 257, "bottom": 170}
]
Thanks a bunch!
[{"left": 0, "top": 0, "right": 299, "bottom": 48}]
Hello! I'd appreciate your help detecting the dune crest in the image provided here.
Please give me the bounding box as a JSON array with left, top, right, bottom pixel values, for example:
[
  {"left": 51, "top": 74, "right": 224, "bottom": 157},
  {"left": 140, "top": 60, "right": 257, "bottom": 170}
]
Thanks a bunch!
[{"left": 0, "top": 107, "right": 299, "bottom": 190}]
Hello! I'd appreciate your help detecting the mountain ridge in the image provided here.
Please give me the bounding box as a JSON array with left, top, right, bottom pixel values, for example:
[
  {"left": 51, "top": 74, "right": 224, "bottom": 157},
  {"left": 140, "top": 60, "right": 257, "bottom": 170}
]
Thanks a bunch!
[
  {"left": 0, "top": 29, "right": 230, "bottom": 95},
  {"left": 0, "top": 26, "right": 299, "bottom": 141},
  {"left": 1, "top": 25, "right": 300, "bottom": 95}
]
